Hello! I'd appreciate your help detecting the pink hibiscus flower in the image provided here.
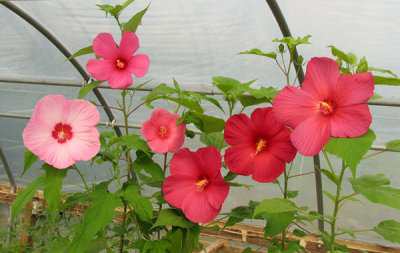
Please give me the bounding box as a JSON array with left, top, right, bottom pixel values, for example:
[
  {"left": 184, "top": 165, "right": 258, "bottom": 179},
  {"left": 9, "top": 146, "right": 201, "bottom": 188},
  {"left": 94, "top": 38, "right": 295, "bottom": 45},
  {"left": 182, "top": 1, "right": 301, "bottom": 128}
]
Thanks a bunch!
[
  {"left": 224, "top": 107, "right": 297, "bottom": 183},
  {"left": 273, "top": 57, "right": 374, "bottom": 156},
  {"left": 162, "top": 146, "right": 230, "bottom": 223},
  {"left": 86, "top": 31, "right": 150, "bottom": 89},
  {"left": 141, "top": 109, "right": 186, "bottom": 154},
  {"left": 23, "top": 95, "right": 100, "bottom": 169}
]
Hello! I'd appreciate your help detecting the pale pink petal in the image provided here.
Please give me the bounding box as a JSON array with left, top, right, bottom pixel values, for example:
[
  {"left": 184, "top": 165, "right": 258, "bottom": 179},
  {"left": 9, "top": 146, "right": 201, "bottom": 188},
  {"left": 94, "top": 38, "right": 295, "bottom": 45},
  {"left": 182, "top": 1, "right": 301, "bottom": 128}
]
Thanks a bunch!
[
  {"left": 126, "top": 54, "right": 150, "bottom": 78},
  {"left": 165, "top": 122, "right": 186, "bottom": 153},
  {"left": 224, "top": 144, "right": 255, "bottom": 176},
  {"left": 206, "top": 176, "right": 229, "bottom": 209},
  {"left": 149, "top": 109, "right": 172, "bottom": 125},
  {"left": 86, "top": 59, "right": 115, "bottom": 81},
  {"left": 301, "top": 57, "right": 339, "bottom": 99},
  {"left": 38, "top": 141, "right": 76, "bottom": 169},
  {"left": 65, "top": 99, "right": 100, "bottom": 132},
  {"left": 162, "top": 175, "right": 195, "bottom": 209},
  {"left": 92, "top": 33, "right": 118, "bottom": 60},
  {"left": 33, "top": 95, "right": 68, "bottom": 126},
  {"left": 290, "top": 116, "right": 331, "bottom": 156},
  {"left": 330, "top": 104, "right": 372, "bottom": 138},
  {"left": 107, "top": 70, "right": 133, "bottom": 89},
  {"left": 267, "top": 128, "right": 297, "bottom": 162},
  {"left": 334, "top": 72, "right": 374, "bottom": 106},
  {"left": 273, "top": 86, "right": 319, "bottom": 128},
  {"left": 169, "top": 148, "right": 202, "bottom": 178},
  {"left": 252, "top": 152, "right": 286, "bottom": 183},
  {"left": 141, "top": 120, "right": 158, "bottom": 141},
  {"left": 181, "top": 191, "right": 219, "bottom": 223},
  {"left": 195, "top": 146, "right": 222, "bottom": 177},
  {"left": 224, "top": 114, "right": 256, "bottom": 146},
  {"left": 118, "top": 31, "right": 139, "bottom": 58},
  {"left": 147, "top": 138, "right": 170, "bottom": 153},
  {"left": 251, "top": 107, "right": 283, "bottom": 137},
  {"left": 23, "top": 116, "right": 53, "bottom": 156},
  {"left": 66, "top": 128, "right": 100, "bottom": 161}
]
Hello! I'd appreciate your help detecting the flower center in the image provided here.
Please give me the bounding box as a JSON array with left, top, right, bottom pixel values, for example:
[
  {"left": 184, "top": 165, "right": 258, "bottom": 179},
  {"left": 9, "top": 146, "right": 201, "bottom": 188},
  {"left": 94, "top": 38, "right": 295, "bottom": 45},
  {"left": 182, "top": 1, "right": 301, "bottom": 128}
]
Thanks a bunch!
[
  {"left": 158, "top": 126, "right": 168, "bottom": 138},
  {"left": 319, "top": 101, "right": 335, "bottom": 116},
  {"left": 195, "top": 178, "right": 208, "bottom": 192},
  {"left": 52, "top": 123, "right": 73, "bottom": 143},
  {"left": 116, "top": 59, "right": 126, "bottom": 70},
  {"left": 252, "top": 138, "right": 267, "bottom": 157}
]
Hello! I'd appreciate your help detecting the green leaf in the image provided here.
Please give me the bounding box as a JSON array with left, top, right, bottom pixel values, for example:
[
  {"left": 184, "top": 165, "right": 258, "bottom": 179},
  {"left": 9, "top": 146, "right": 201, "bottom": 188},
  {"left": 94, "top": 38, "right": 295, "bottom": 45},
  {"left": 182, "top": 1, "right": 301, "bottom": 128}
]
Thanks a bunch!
[
  {"left": 60, "top": 192, "right": 90, "bottom": 211},
  {"left": 67, "top": 45, "right": 93, "bottom": 60},
  {"left": 328, "top": 45, "right": 357, "bottom": 65},
  {"left": 188, "top": 92, "right": 225, "bottom": 113},
  {"left": 22, "top": 149, "right": 38, "bottom": 177},
  {"left": 12, "top": 174, "right": 46, "bottom": 220},
  {"left": 319, "top": 168, "right": 337, "bottom": 184},
  {"left": 43, "top": 164, "right": 67, "bottom": 218},
  {"left": 152, "top": 209, "right": 193, "bottom": 229},
  {"left": 133, "top": 150, "right": 164, "bottom": 181},
  {"left": 122, "top": 0, "right": 135, "bottom": 9},
  {"left": 247, "top": 86, "right": 279, "bottom": 100},
  {"left": 186, "top": 111, "right": 225, "bottom": 133},
  {"left": 144, "top": 83, "right": 177, "bottom": 101},
  {"left": 165, "top": 229, "right": 183, "bottom": 253},
  {"left": 349, "top": 174, "right": 400, "bottom": 210},
  {"left": 293, "top": 229, "right": 307, "bottom": 237},
  {"left": 338, "top": 227, "right": 356, "bottom": 239},
  {"left": 228, "top": 182, "right": 252, "bottom": 190},
  {"left": 369, "top": 67, "right": 398, "bottom": 78},
  {"left": 253, "top": 198, "right": 297, "bottom": 217},
  {"left": 273, "top": 35, "right": 312, "bottom": 53},
  {"left": 386, "top": 139, "right": 400, "bottom": 151},
  {"left": 123, "top": 4, "right": 150, "bottom": 33},
  {"left": 262, "top": 211, "right": 295, "bottom": 237},
  {"left": 124, "top": 185, "right": 153, "bottom": 221},
  {"left": 238, "top": 48, "right": 277, "bottom": 59},
  {"left": 122, "top": 134, "right": 150, "bottom": 154},
  {"left": 368, "top": 93, "right": 383, "bottom": 101},
  {"left": 143, "top": 239, "right": 172, "bottom": 253},
  {"left": 242, "top": 247, "right": 253, "bottom": 253},
  {"left": 237, "top": 94, "right": 269, "bottom": 107},
  {"left": 322, "top": 190, "right": 336, "bottom": 202},
  {"left": 356, "top": 57, "right": 368, "bottom": 73},
  {"left": 223, "top": 171, "right": 238, "bottom": 182},
  {"left": 324, "top": 129, "right": 376, "bottom": 177},
  {"left": 374, "top": 220, "right": 400, "bottom": 243},
  {"left": 199, "top": 132, "right": 228, "bottom": 151},
  {"left": 374, "top": 75, "right": 400, "bottom": 86},
  {"left": 96, "top": 4, "right": 115, "bottom": 16},
  {"left": 78, "top": 81, "right": 103, "bottom": 99},
  {"left": 212, "top": 76, "right": 249, "bottom": 97},
  {"left": 287, "top": 190, "right": 299, "bottom": 199}
]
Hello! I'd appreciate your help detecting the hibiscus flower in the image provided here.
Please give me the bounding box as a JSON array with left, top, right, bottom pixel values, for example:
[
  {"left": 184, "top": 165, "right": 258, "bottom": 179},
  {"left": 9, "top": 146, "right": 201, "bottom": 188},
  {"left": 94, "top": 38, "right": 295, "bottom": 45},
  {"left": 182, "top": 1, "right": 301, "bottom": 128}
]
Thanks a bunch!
[
  {"left": 162, "top": 146, "right": 230, "bottom": 223},
  {"left": 23, "top": 95, "right": 100, "bottom": 169},
  {"left": 141, "top": 109, "right": 186, "bottom": 154},
  {"left": 86, "top": 31, "right": 150, "bottom": 89},
  {"left": 224, "top": 107, "right": 297, "bottom": 183},
  {"left": 273, "top": 57, "right": 374, "bottom": 156}
]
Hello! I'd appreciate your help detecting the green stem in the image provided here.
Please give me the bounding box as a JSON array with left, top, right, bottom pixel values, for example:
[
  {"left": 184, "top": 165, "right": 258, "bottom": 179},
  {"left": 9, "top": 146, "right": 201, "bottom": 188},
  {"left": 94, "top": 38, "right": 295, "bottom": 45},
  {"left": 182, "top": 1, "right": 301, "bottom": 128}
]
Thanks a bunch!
[
  {"left": 158, "top": 153, "right": 168, "bottom": 240},
  {"left": 280, "top": 169, "right": 289, "bottom": 250},
  {"left": 322, "top": 149, "right": 337, "bottom": 179},
  {"left": 74, "top": 166, "right": 90, "bottom": 192},
  {"left": 330, "top": 161, "right": 346, "bottom": 252},
  {"left": 362, "top": 150, "right": 386, "bottom": 160}
]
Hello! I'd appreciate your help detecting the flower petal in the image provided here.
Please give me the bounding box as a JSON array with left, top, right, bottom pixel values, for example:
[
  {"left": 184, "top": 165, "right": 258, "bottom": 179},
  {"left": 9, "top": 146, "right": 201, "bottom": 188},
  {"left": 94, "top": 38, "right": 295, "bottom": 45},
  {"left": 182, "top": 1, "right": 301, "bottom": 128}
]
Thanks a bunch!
[
  {"left": 273, "top": 86, "right": 318, "bottom": 128},
  {"left": 301, "top": 57, "right": 339, "bottom": 99},
  {"left": 165, "top": 122, "right": 186, "bottom": 153},
  {"left": 251, "top": 107, "right": 283, "bottom": 137},
  {"left": 118, "top": 31, "right": 139, "bottom": 58},
  {"left": 252, "top": 152, "right": 286, "bottom": 183},
  {"left": 162, "top": 175, "right": 195, "bottom": 209},
  {"left": 107, "top": 70, "right": 133, "bottom": 89},
  {"left": 65, "top": 99, "right": 100, "bottom": 132},
  {"left": 330, "top": 104, "right": 372, "bottom": 138},
  {"left": 267, "top": 127, "right": 297, "bottom": 163},
  {"left": 195, "top": 146, "right": 222, "bottom": 178},
  {"left": 66, "top": 128, "right": 100, "bottom": 161},
  {"left": 92, "top": 33, "right": 118, "bottom": 60},
  {"left": 33, "top": 95, "right": 69, "bottom": 126},
  {"left": 334, "top": 72, "right": 374, "bottom": 106},
  {"left": 126, "top": 54, "right": 150, "bottom": 78},
  {"left": 39, "top": 141, "right": 76, "bottom": 169},
  {"left": 169, "top": 148, "right": 202, "bottom": 179},
  {"left": 206, "top": 175, "right": 229, "bottom": 209},
  {"left": 147, "top": 138, "right": 170, "bottom": 154},
  {"left": 224, "top": 144, "right": 255, "bottom": 176},
  {"left": 86, "top": 59, "right": 115, "bottom": 81},
  {"left": 224, "top": 114, "right": 256, "bottom": 146},
  {"left": 290, "top": 115, "right": 331, "bottom": 156},
  {"left": 181, "top": 191, "right": 219, "bottom": 223},
  {"left": 23, "top": 116, "right": 53, "bottom": 156}
]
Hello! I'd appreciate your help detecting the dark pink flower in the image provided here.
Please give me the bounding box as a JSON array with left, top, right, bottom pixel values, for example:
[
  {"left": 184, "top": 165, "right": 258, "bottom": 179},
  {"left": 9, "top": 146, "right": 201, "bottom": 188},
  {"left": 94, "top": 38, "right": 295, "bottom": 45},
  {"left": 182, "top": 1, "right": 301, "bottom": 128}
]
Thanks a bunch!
[
  {"left": 224, "top": 107, "right": 297, "bottom": 183},
  {"left": 86, "top": 31, "right": 150, "bottom": 89},
  {"left": 141, "top": 109, "right": 186, "bottom": 153},
  {"left": 23, "top": 95, "right": 100, "bottom": 169},
  {"left": 273, "top": 57, "right": 374, "bottom": 156},
  {"left": 162, "top": 147, "right": 230, "bottom": 223}
]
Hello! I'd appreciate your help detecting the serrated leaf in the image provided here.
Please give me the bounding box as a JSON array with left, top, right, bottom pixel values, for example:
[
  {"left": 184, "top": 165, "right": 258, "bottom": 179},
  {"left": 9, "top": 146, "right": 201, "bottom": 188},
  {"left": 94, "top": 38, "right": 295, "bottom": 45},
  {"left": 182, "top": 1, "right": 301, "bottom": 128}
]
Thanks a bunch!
[
  {"left": 67, "top": 45, "right": 93, "bottom": 60},
  {"left": 253, "top": 198, "right": 297, "bottom": 217},
  {"left": 238, "top": 48, "right": 277, "bottom": 59},
  {"left": 386, "top": 139, "right": 400, "bottom": 151},
  {"left": 143, "top": 238, "right": 172, "bottom": 253},
  {"left": 186, "top": 111, "right": 225, "bottom": 133},
  {"left": 247, "top": 86, "right": 279, "bottom": 100},
  {"left": 133, "top": 150, "right": 164, "bottom": 181},
  {"left": 374, "top": 75, "right": 400, "bottom": 86},
  {"left": 237, "top": 94, "right": 269, "bottom": 107},
  {"left": 12, "top": 175, "right": 46, "bottom": 220},
  {"left": 212, "top": 76, "right": 248, "bottom": 96},
  {"left": 78, "top": 81, "right": 103, "bottom": 99},
  {"left": 325, "top": 129, "right": 376, "bottom": 177},
  {"left": 328, "top": 45, "right": 357, "bottom": 65},
  {"left": 22, "top": 149, "right": 38, "bottom": 177},
  {"left": 262, "top": 211, "right": 295, "bottom": 237},
  {"left": 43, "top": 164, "right": 67, "bottom": 218},
  {"left": 273, "top": 35, "right": 312, "bottom": 49},
  {"left": 60, "top": 192, "right": 90, "bottom": 211},
  {"left": 123, "top": 4, "right": 150, "bottom": 33},
  {"left": 188, "top": 92, "right": 224, "bottom": 113},
  {"left": 122, "top": 134, "right": 150, "bottom": 154},
  {"left": 374, "top": 220, "right": 400, "bottom": 243},
  {"left": 124, "top": 185, "right": 153, "bottom": 221},
  {"left": 152, "top": 209, "right": 193, "bottom": 229},
  {"left": 199, "top": 132, "right": 228, "bottom": 151}
]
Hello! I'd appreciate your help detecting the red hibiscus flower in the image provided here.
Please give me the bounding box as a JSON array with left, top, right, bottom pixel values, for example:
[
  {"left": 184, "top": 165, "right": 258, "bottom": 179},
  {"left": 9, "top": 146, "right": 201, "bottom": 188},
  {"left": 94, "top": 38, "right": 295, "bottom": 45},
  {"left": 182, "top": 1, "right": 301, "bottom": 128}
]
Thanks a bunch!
[
  {"left": 273, "top": 57, "right": 374, "bottom": 156},
  {"left": 141, "top": 109, "right": 186, "bottom": 154},
  {"left": 162, "top": 147, "right": 230, "bottom": 223},
  {"left": 86, "top": 31, "right": 150, "bottom": 89},
  {"left": 224, "top": 107, "right": 297, "bottom": 183}
]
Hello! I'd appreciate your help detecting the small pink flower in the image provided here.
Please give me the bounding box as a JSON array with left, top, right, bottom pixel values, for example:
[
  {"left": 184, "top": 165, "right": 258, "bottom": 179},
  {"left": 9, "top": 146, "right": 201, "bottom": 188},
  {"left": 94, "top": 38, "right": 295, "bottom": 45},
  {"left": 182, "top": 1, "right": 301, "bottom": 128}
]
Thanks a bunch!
[
  {"left": 86, "top": 31, "right": 150, "bottom": 89},
  {"left": 23, "top": 95, "right": 100, "bottom": 169},
  {"left": 224, "top": 107, "right": 297, "bottom": 183},
  {"left": 273, "top": 57, "right": 374, "bottom": 156},
  {"left": 162, "top": 147, "right": 230, "bottom": 223},
  {"left": 141, "top": 109, "right": 186, "bottom": 154}
]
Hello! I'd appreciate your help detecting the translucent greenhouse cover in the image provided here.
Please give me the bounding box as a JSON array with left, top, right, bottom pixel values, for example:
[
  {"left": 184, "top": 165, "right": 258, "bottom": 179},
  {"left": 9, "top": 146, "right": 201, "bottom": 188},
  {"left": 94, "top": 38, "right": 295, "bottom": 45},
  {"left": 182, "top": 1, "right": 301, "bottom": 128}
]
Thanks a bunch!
[{"left": 0, "top": 0, "right": 400, "bottom": 246}]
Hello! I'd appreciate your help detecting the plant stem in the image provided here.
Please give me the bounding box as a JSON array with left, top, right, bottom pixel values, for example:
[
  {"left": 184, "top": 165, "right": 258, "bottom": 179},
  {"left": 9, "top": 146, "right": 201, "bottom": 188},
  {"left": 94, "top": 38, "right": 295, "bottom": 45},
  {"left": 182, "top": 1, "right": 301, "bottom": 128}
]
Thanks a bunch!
[
  {"left": 74, "top": 166, "right": 90, "bottom": 191},
  {"left": 330, "top": 161, "right": 346, "bottom": 252},
  {"left": 281, "top": 169, "right": 289, "bottom": 250},
  {"left": 362, "top": 150, "right": 386, "bottom": 160},
  {"left": 158, "top": 153, "right": 168, "bottom": 240}
]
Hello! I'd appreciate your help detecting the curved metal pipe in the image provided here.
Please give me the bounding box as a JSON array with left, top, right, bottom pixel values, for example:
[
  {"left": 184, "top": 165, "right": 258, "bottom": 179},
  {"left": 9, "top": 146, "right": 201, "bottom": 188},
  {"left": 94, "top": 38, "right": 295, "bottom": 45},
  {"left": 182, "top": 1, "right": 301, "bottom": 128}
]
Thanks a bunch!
[
  {"left": 0, "top": 1, "right": 122, "bottom": 137},
  {"left": 265, "top": 0, "right": 324, "bottom": 232}
]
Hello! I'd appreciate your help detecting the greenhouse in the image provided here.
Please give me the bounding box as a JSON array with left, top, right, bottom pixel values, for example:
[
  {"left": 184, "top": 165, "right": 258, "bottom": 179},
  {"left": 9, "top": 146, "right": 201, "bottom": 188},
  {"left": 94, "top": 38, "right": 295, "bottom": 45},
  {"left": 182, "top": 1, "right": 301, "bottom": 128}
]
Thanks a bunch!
[{"left": 1, "top": 0, "right": 400, "bottom": 252}]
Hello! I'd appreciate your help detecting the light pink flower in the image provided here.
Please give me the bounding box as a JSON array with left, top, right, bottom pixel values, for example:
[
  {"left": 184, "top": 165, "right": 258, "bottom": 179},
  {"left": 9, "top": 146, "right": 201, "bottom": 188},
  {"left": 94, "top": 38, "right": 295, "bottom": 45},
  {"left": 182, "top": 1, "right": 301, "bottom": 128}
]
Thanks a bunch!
[
  {"left": 273, "top": 57, "right": 374, "bottom": 156},
  {"left": 141, "top": 109, "right": 186, "bottom": 153},
  {"left": 86, "top": 31, "right": 150, "bottom": 89},
  {"left": 162, "top": 147, "right": 230, "bottom": 223},
  {"left": 23, "top": 95, "right": 100, "bottom": 169}
]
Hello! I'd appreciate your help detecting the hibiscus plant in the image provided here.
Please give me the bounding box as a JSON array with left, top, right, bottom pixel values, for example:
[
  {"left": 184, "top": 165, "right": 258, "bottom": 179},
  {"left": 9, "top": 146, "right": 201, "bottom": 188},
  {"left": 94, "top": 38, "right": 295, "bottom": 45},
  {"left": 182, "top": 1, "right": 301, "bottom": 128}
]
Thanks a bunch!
[{"left": 10, "top": 1, "right": 400, "bottom": 253}]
